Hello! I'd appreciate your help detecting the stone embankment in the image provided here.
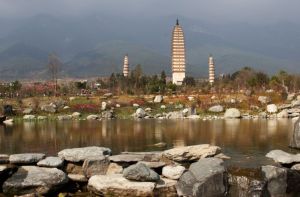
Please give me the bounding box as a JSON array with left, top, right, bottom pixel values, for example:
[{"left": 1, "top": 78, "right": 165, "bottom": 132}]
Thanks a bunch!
[{"left": 1, "top": 142, "right": 300, "bottom": 196}]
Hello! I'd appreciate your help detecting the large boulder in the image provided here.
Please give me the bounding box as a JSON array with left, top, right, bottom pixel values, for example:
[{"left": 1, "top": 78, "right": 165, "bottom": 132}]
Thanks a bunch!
[
  {"left": 262, "top": 165, "right": 287, "bottom": 196},
  {"left": 88, "top": 174, "right": 155, "bottom": 196},
  {"left": 163, "top": 144, "right": 221, "bottom": 162},
  {"left": 82, "top": 156, "right": 110, "bottom": 178},
  {"left": 176, "top": 158, "right": 228, "bottom": 196},
  {"left": 9, "top": 153, "right": 45, "bottom": 165},
  {"left": 110, "top": 154, "right": 145, "bottom": 164},
  {"left": 162, "top": 165, "right": 185, "bottom": 180},
  {"left": 290, "top": 118, "right": 300, "bottom": 149},
  {"left": 154, "top": 95, "right": 163, "bottom": 103},
  {"left": 224, "top": 108, "right": 241, "bottom": 119},
  {"left": 123, "top": 163, "right": 160, "bottom": 182},
  {"left": 58, "top": 146, "right": 111, "bottom": 162},
  {"left": 266, "top": 150, "right": 300, "bottom": 164},
  {"left": 135, "top": 108, "right": 146, "bottom": 119},
  {"left": 208, "top": 105, "right": 224, "bottom": 113},
  {"left": 267, "top": 104, "right": 278, "bottom": 113},
  {"left": 37, "top": 157, "right": 64, "bottom": 168},
  {"left": 3, "top": 166, "right": 68, "bottom": 196}
]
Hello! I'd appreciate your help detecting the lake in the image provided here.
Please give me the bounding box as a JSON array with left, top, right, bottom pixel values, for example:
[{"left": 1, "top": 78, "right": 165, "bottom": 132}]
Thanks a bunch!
[{"left": 0, "top": 119, "right": 297, "bottom": 168}]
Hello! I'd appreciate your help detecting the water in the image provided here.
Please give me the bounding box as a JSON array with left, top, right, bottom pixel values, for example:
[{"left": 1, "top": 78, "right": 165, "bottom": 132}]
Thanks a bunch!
[{"left": 0, "top": 119, "right": 297, "bottom": 168}]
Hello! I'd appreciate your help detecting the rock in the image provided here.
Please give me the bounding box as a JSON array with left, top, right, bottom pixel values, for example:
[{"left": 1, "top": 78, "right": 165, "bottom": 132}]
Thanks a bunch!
[
  {"left": 69, "top": 97, "right": 76, "bottom": 101},
  {"left": 116, "top": 104, "right": 121, "bottom": 108},
  {"left": 182, "top": 107, "right": 196, "bottom": 116},
  {"left": 3, "top": 166, "right": 68, "bottom": 196},
  {"left": 258, "top": 112, "right": 268, "bottom": 118},
  {"left": 65, "top": 162, "right": 85, "bottom": 177},
  {"left": 82, "top": 156, "right": 110, "bottom": 178},
  {"left": 0, "top": 154, "right": 9, "bottom": 164},
  {"left": 37, "top": 116, "right": 47, "bottom": 120},
  {"left": 176, "top": 158, "right": 228, "bottom": 197},
  {"left": 133, "top": 103, "right": 139, "bottom": 107},
  {"left": 71, "top": 112, "right": 81, "bottom": 118},
  {"left": 103, "top": 93, "right": 113, "bottom": 98},
  {"left": 287, "top": 93, "right": 296, "bottom": 101},
  {"left": 37, "top": 157, "right": 64, "bottom": 168},
  {"left": 187, "top": 115, "right": 200, "bottom": 119},
  {"left": 267, "top": 104, "right": 278, "bottom": 113},
  {"left": 58, "top": 146, "right": 111, "bottom": 162},
  {"left": 160, "top": 105, "right": 166, "bottom": 109},
  {"left": 106, "top": 163, "right": 123, "bottom": 175},
  {"left": 101, "top": 110, "right": 114, "bottom": 119},
  {"left": 245, "top": 89, "right": 252, "bottom": 96},
  {"left": 258, "top": 96, "right": 271, "bottom": 104},
  {"left": 224, "top": 108, "right": 241, "bottom": 119},
  {"left": 162, "top": 165, "right": 185, "bottom": 180},
  {"left": 9, "top": 153, "right": 45, "bottom": 165},
  {"left": 138, "top": 161, "right": 166, "bottom": 169},
  {"left": 290, "top": 118, "right": 300, "bottom": 149},
  {"left": 63, "top": 106, "right": 70, "bottom": 110},
  {"left": 166, "top": 111, "right": 184, "bottom": 119},
  {"left": 23, "top": 108, "right": 33, "bottom": 114},
  {"left": 277, "top": 109, "right": 289, "bottom": 118},
  {"left": 163, "top": 144, "right": 221, "bottom": 162},
  {"left": 228, "top": 170, "right": 267, "bottom": 197},
  {"left": 57, "top": 115, "right": 72, "bottom": 121},
  {"left": 154, "top": 95, "right": 163, "bottom": 103},
  {"left": 41, "top": 104, "right": 56, "bottom": 113},
  {"left": 286, "top": 168, "right": 300, "bottom": 194},
  {"left": 101, "top": 101, "right": 107, "bottom": 110},
  {"left": 145, "top": 107, "right": 152, "bottom": 112},
  {"left": 88, "top": 174, "right": 155, "bottom": 196},
  {"left": 292, "top": 100, "right": 300, "bottom": 107},
  {"left": 188, "top": 96, "right": 194, "bottom": 101},
  {"left": 291, "top": 163, "right": 300, "bottom": 170},
  {"left": 154, "top": 178, "right": 177, "bottom": 197},
  {"left": 262, "top": 165, "right": 287, "bottom": 196},
  {"left": 266, "top": 149, "right": 300, "bottom": 164},
  {"left": 87, "top": 114, "right": 100, "bottom": 120},
  {"left": 23, "top": 115, "right": 36, "bottom": 121},
  {"left": 208, "top": 105, "right": 224, "bottom": 113},
  {"left": 123, "top": 163, "right": 160, "bottom": 182},
  {"left": 214, "top": 153, "right": 231, "bottom": 160},
  {"left": 68, "top": 174, "right": 88, "bottom": 182},
  {"left": 135, "top": 108, "right": 146, "bottom": 118}
]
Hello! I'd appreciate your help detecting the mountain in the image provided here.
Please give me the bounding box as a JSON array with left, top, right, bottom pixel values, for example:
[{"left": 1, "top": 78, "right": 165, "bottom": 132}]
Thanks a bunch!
[{"left": 0, "top": 14, "right": 299, "bottom": 80}]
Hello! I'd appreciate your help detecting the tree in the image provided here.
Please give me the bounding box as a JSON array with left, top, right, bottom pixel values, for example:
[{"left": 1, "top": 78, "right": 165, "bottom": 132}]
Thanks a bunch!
[
  {"left": 48, "top": 53, "right": 62, "bottom": 96},
  {"left": 183, "top": 77, "right": 196, "bottom": 86}
]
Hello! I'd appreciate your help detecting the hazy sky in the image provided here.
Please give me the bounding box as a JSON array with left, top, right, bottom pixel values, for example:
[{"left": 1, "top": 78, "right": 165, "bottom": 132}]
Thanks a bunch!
[{"left": 0, "top": 0, "right": 299, "bottom": 24}]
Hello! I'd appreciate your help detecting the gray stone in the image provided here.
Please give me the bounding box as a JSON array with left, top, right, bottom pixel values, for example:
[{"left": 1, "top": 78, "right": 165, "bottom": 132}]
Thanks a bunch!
[
  {"left": 88, "top": 174, "right": 155, "bottom": 196},
  {"left": 110, "top": 154, "right": 145, "bottom": 163},
  {"left": 22, "top": 108, "right": 33, "bottom": 114},
  {"left": 266, "top": 149, "right": 300, "bottom": 164},
  {"left": 86, "top": 114, "right": 100, "bottom": 120},
  {"left": 3, "top": 166, "right": 68, "bottom": 196},
  {"left": 58, "top": 146, "right": 111, "bottom": 162},
  {"left": 101, "top": 110, "right": 114, "bottom": 119},
  {"left": 0, "top": 154, "right": 9, "bottom": 164},
  {"left": 176, "top": 158, "right": 228, "bottom": 197},
  {"left": 287, "top": 93, "right": 296, "bottom": 101},
  {"left": 162, "top": 165, "right": 185, "bottom": 180},
  {"left": 291, "top": 163, "right": 300, "bottom": 170},
  {"left": 68, "top": 174, "right": 87, "bottom": 182},
  {"left": 262, "top": 165, "right": 287, "bottom": 196},
  {"left": 37, "top": 116, "right": 47, "bottom": 120},
  {"left": 187, "top": 115, "right": 200, "bottom": 119},
  {"left": 41, "top": 104, "right": 56, "bottom": 113},
  {"left": 57, "top": 115, "right": 72, "bottom": 121},
  {"left": 82, "top": 156, "right": 110, "bottom": 178},
  {"left": 23, "top": 115, "right": 36, "bottom": 121},
  {"left": 9, "top": 153, "right": 45, "bottom": 164},
  {"left": 37, "top": 157, "right": 64, "bottom": 168},
  {"left": 135, "top": 108, "right": 146, "bottom": 118},
  {"left": 224, "top": 108, "right": 241, "bottom": 118},
  {"left": 290, "top": 118, "right": 300, "bottom": 149},
  {"left": 166, "top": 111, "right": 184, "bottom": 119},
  {"left": 71, "top": 112, "right": 81, "bottom": 118},
  {"left": 101, "top": 101, "right": 107, "bottom": 110},
  {"left": 123, "top": 163, "right": 160, "bottom": 182},
  {"left": 292, "top": 100, "right": 300, "bottom": 107},
  {"left": 208, "top": 105, "right": 224, "bottom": 113},
  {"left": 154, "top": 178, "right": 177, "bottom": 197},
  {"left": 138, "top": 161, "right": 166, "bottom": 169},
  {"left": 163, "top": 144, "right": 221, "bottom": 162},
  {"left": 258, "top": 112, "right": 268, "bottom": 119},
  {"left": 154, "top": 95, "right": 163, "bottom": 103}
]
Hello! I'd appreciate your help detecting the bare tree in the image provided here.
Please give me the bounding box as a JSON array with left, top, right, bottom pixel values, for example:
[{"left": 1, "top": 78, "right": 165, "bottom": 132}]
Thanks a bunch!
[{"left": 48, "top": 53, "right": 62, "bottom": 96}]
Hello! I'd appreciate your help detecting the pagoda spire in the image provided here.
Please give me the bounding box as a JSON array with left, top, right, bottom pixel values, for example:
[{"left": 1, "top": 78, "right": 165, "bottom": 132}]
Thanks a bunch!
[{"left": 176, "top": 18, "right": 179, "bottom": 25}]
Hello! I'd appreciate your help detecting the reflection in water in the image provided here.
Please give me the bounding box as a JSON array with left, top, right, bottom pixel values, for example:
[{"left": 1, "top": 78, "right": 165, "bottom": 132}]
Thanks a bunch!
[{"left": 0, "top": 119, "right": 295, "bottom": 168}]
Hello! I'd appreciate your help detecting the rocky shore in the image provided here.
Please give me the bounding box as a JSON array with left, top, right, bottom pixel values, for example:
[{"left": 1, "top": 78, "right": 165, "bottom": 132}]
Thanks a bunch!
[{"left": 0, "top": 141, "right": 300, "bottom": 196}]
